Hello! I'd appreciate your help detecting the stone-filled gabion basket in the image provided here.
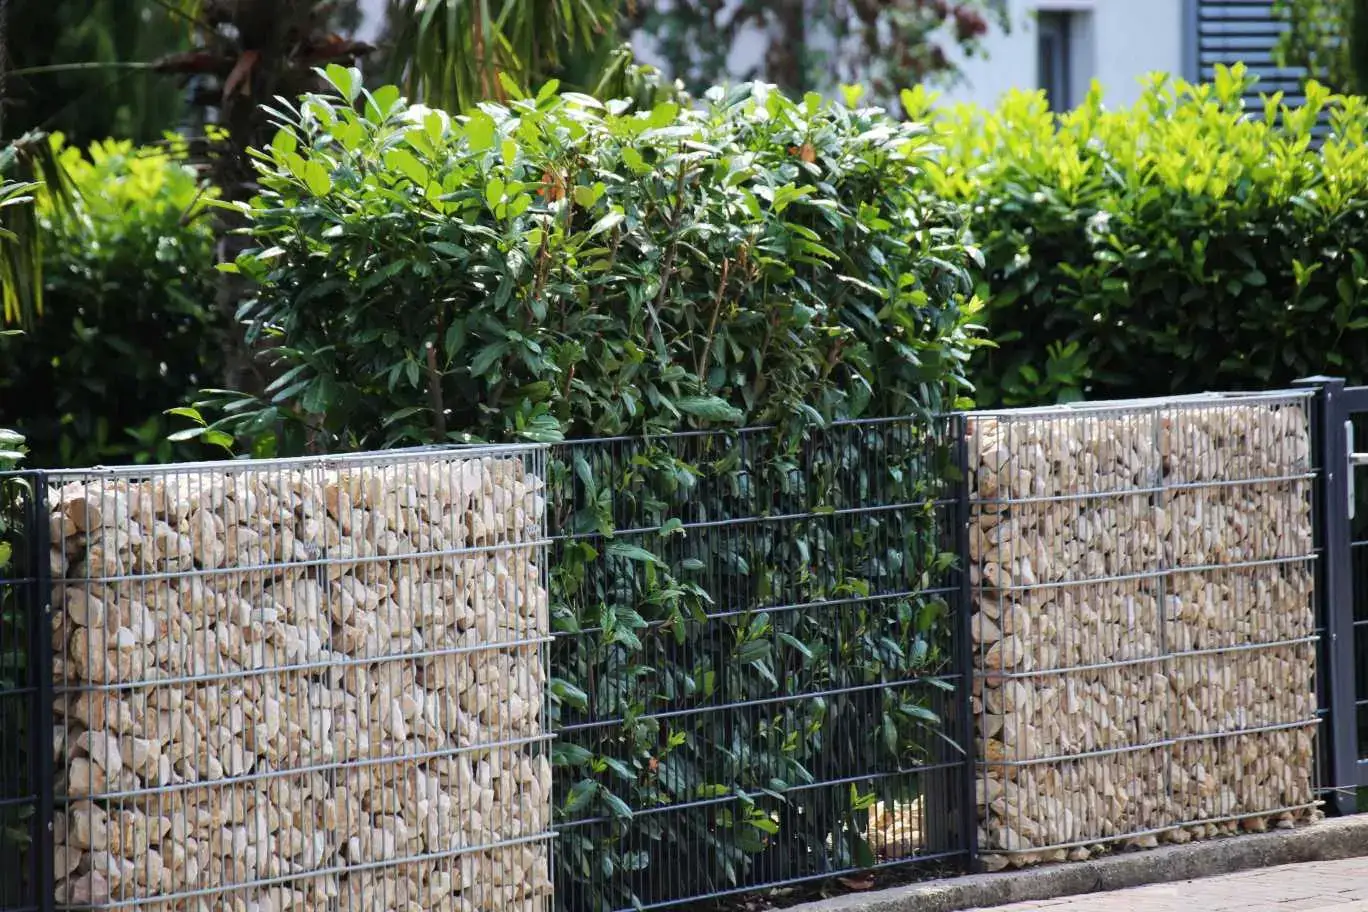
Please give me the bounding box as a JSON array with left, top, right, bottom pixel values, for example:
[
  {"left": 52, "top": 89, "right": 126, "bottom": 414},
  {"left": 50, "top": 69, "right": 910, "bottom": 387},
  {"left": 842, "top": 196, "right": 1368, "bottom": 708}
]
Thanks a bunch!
[
  {"left": 45, "top": 447, "right": 552, "bottom": 912},
  {"left": 968, "top": 393, "right": 1320, "bottom": 871}
]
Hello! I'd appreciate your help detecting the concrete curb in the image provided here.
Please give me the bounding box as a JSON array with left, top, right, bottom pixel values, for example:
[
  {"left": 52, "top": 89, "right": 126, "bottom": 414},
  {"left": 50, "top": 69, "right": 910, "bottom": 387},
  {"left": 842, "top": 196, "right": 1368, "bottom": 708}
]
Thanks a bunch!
[{"left": 781, "top": 816, "right": 1368, "bottom": 912}]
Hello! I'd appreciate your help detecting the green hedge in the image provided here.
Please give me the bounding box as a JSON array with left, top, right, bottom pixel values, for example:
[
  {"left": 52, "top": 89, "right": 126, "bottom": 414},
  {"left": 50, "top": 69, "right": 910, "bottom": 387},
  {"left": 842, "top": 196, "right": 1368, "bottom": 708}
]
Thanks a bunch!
[
  {"left": 907, "top": 65, "right": 1368, "bottom": 405},
  {"left": 202, "top": 69, "right": 979, "bottom": 450},
  {"left": 195, "top": 69, "right": 979, "bottom": 910},
  {"left": 0, "top": 136, "right": 224, "bottom": 467}
]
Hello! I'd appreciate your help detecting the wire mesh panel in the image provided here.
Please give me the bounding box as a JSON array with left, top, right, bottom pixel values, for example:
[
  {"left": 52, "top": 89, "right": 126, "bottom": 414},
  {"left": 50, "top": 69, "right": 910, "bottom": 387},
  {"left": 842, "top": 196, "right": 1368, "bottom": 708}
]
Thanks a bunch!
[
  {"left": 547, "top": 417, "right": 972, "bottom": 912},
  {"left": 41, "top": 446, "right": 551, "bottom": 912},
  {"left": 968, "top": 392, "right": 1319, "bottom": 869},
  {"left": 1, "top": 471, "right": 50, "bottom": 912}
]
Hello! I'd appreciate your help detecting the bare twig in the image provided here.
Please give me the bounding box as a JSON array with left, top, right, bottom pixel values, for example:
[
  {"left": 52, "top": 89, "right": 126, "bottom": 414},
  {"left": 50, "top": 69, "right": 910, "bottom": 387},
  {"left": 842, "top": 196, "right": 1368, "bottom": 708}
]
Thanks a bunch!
[
  {"left": 648, "top": 148, "right": 690, "bottom": 349},
  {"left": 696, "top": 255, "right": 731, "bottom": 382}
]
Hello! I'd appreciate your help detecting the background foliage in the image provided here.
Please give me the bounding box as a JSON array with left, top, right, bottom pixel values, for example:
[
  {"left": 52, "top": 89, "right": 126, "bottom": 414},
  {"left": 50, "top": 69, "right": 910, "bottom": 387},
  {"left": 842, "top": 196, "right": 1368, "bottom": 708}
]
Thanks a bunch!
[
  {"left": 183, "top": 70, "right": 980, "bottom": 909},
  {"left": 912, "top": 65, "right": 1368, "bottom": 406},
  {"left": 0, "top": 136, "right": 224, "bottom": 467},
  {"left": 378, "top": 0, "right": 634, "bottom": 113},
  {"left": 1, "top": 0, "right": 191, "bottom": 145},
  {"left": 631, "top": 0, "right": 1007, "bottom": 102},
  {"left": 1273, "top": 0, "right": 1368, "bottom": 93}
]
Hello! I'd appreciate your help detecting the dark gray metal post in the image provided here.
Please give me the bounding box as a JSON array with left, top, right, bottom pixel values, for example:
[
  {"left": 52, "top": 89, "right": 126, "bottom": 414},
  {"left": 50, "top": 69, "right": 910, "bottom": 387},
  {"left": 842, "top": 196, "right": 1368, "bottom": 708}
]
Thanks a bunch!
[
  {"left": 1182, "top": 0, "right": 1201, "bottom": 83},
  {"left": 30, "top": 472, "right": 53, "bottom": 912},
  {"left": 1296, "top": 377, "right": 1359, "bottom": 816}
]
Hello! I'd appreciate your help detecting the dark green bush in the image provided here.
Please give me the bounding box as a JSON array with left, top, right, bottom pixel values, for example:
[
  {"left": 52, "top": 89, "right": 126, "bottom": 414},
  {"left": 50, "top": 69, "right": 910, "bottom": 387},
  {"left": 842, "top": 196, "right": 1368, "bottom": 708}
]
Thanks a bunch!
[
  {"left": 907, "top": 65, "right": 1368, "bottom": 405},
  {"left": 193, "top": 69, "right": 980, "bottom": 910},
  {"left": 0, "top": 136, "right": 224, "bottom": 467}
]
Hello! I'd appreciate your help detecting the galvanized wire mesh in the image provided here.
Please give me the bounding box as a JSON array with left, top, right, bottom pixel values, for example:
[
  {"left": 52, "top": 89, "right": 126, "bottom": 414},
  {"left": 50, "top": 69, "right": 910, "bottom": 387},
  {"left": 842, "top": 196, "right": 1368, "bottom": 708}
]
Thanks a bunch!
[
  {"left": 39, "top": 446, "right": 551, "bottom": 912},
  {"left": 968, "top": 392, "right": 1320, "bottom": 868},
  {"left": 546, "top": 417, "right": 973, "bottom": 912}
]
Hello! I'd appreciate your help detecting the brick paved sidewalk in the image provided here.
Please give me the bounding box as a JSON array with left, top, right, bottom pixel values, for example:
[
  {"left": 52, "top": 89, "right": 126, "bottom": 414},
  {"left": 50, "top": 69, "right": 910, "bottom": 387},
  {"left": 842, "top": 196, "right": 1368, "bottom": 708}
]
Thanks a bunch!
[{"left": 972, "top": 856, "right": 1368, "bottom": 912}]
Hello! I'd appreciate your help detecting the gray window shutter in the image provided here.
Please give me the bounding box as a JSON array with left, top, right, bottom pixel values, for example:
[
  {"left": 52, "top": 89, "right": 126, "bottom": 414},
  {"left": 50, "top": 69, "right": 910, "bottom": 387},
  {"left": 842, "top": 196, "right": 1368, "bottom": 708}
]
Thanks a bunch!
[{"left": 1193, "top": 0, "right": 1310, "bottom": 108}]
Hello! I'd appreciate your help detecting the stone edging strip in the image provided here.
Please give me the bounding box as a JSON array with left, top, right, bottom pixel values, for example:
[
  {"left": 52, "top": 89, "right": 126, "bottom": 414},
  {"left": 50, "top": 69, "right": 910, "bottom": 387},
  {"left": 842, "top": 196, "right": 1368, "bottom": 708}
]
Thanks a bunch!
[{"left": 781, "top": 816, "right": 1368, "bottom": 912}]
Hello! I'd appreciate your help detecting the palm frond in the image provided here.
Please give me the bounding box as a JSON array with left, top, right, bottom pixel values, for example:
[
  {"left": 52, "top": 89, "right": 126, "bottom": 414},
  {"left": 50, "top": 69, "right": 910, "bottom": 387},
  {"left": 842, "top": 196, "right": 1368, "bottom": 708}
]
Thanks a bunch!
[
  {"left": 0, "top": 174, "right": 43, "bottom": 327},
  {"left": 0, "top": 131, "right": 78, "bottom": 326},
  {"left": 382, "top": 0, "right": 620, "bottom": 112},
  {"left": 584, "top": 42, "right": 683, "bottom": 109}
]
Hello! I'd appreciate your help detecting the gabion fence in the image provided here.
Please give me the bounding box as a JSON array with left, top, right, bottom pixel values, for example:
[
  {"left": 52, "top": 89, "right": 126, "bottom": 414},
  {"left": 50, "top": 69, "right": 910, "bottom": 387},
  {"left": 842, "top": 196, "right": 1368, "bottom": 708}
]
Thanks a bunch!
[
  {"left": 968, "top": 392, "right": 1320, "bottom": 869},
  {"left": 0, "top": 389, "right": 1344, "bottom": 912},
  {"left": 31, "top": 446, "right": 553, "bottom": 912}
]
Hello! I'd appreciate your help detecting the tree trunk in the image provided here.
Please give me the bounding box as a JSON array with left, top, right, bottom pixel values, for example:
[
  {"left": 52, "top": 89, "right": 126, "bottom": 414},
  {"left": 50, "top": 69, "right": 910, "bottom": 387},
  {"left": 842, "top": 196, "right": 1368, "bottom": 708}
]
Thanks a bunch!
[
  {"left": 765, "top": 0, "right": 809, "bottom": 96},
  {"left": 152, "top": 0, "right": 372, "bottom": 392},
  {"left": 1350, "top": 0, "right": 1368, "bottom": 94},
  {"left": 215, "top": 1, "right": 311, "bottom": 392}
]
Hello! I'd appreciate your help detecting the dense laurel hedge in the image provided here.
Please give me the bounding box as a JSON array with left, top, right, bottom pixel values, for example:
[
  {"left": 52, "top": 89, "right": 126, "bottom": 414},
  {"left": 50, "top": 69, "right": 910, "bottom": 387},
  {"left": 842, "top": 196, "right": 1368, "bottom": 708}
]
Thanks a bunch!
[
  {"left": 18, "top": 65, "right": 1368, "bottom": 466},
  {"left": 194, "top": 69, "right": 979, "bottom": 910},
  {"left": 0, "top": 137, "right": 224, "bottom": 467},
  {"left": 201, "top": 68, "right": 979, "bottom": 450},
  {"left": 909, "top": 65, "right": 1368, "bottom": 405}
]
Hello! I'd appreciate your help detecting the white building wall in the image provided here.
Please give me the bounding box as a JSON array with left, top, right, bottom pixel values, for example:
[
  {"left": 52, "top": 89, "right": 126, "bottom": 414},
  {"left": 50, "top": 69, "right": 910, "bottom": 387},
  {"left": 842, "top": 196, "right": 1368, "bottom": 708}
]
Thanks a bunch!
[
  {"left": 356, "top": 0, "right": 388, "bottom": 43},
  {"left": 939, "top": 0, "right": 1188, "bottom": 109}
]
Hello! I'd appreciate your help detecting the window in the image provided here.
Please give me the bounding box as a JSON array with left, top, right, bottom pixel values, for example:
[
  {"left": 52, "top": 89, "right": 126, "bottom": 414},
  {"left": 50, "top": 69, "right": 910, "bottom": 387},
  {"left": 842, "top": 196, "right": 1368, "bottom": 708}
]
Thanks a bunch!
[{"left": 1037, "top": 11, "right": 1074, "bottom": 112}]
